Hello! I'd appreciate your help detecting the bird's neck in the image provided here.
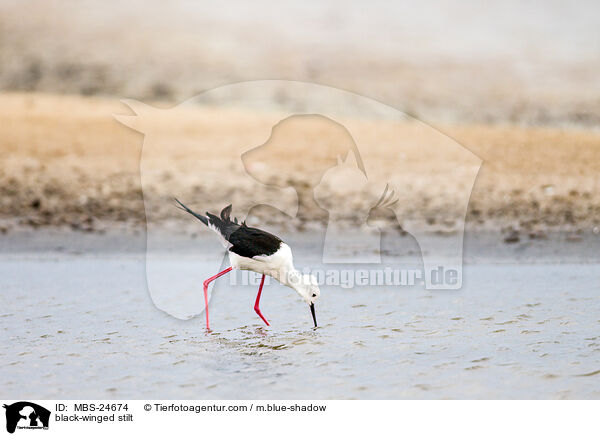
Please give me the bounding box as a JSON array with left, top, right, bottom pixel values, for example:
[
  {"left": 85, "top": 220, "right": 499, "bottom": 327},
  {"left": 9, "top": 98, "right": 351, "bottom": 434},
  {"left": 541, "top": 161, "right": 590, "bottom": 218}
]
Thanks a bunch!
[
  {"left": 281, "top": 269, "right": 311, "bottom": 301},
  {"left": 280, "top": 267, "right": 301, "bottom": 287}
]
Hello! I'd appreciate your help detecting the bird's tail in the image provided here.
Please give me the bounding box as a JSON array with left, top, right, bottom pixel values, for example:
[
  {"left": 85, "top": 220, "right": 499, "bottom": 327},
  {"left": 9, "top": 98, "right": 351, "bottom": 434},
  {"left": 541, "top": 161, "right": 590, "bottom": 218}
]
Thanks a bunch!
[{"left": 173, "top": 198, "right": 208, "bottom": 226}]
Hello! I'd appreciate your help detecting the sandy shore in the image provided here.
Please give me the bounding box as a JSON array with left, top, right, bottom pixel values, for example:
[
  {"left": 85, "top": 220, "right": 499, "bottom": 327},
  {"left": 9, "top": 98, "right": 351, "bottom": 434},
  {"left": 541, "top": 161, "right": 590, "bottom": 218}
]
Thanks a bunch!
[{"left": 0, "top": 93, "right": 598, "bottom": 241}]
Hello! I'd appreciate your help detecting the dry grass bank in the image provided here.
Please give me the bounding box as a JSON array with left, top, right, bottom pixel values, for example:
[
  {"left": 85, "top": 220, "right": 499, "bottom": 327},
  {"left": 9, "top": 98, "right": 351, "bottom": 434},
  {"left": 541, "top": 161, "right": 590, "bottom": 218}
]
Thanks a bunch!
[{"left": 0, "top": 93, "right": 598, "bottom": 236}]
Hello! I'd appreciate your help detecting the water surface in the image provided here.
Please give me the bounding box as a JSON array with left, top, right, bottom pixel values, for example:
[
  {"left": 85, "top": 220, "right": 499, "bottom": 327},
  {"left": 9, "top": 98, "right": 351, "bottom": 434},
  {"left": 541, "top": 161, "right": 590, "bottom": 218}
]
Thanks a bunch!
[{"left": 1, "top": 235, "right": 599, "bottom": 399}]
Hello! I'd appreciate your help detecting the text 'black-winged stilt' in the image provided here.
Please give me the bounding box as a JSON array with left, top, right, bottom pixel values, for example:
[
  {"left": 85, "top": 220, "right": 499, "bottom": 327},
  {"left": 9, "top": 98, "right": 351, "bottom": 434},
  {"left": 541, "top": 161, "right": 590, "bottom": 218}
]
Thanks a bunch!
[{"left": 174, "top": 199, "right": 320, "bottom": 330}]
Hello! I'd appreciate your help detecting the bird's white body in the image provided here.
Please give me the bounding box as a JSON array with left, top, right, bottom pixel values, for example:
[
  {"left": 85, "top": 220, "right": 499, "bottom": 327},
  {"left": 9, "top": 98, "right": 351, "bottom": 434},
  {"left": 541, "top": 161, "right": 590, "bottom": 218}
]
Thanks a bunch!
[
  {"left": 229, "top": 242, "right": 294, "bottom": 278},
  {"left": 229, "top": 243, "right": 317, "bottom": 304}
]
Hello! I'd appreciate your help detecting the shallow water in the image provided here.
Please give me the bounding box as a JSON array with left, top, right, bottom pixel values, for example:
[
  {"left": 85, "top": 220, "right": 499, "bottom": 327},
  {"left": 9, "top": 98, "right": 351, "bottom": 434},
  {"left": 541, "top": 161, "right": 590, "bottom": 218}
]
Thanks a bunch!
[{"left": 1, "top": 235, "right": 600, "bottom": 399}]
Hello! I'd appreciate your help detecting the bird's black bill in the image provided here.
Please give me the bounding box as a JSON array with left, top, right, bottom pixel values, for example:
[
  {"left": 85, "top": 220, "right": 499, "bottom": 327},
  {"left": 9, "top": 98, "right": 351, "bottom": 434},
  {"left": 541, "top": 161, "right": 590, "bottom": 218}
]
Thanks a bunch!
[{"left": 310, "top": 303, "right": 317, "bottom": 328}]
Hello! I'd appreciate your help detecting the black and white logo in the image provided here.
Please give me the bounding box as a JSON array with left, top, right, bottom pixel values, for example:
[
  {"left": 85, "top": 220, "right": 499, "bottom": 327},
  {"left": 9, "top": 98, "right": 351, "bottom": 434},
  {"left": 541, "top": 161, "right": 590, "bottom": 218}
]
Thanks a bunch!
[{"left": 3, "top": 402, "right": 50, "bottom": 434}]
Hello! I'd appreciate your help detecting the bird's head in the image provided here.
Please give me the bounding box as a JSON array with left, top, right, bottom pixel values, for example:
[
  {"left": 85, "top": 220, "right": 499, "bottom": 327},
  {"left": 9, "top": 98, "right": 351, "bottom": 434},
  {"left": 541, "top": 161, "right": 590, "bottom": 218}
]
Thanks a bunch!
[
  {"left": 290, "top": 273, "right": 320, "bottom": 327},
  {"left": 303, "top": 278, "right": 321, "bottom": 305}
]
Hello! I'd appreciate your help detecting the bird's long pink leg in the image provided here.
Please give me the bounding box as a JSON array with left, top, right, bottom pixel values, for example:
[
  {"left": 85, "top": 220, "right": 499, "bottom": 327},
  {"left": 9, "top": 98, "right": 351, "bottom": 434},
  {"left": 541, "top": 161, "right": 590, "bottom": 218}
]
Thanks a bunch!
[
  {"left": 203, "top": 267, "right": 232, "bottom": 330},
  {"left": 254, "top": 274, "right": 270, "bottom": 326}
]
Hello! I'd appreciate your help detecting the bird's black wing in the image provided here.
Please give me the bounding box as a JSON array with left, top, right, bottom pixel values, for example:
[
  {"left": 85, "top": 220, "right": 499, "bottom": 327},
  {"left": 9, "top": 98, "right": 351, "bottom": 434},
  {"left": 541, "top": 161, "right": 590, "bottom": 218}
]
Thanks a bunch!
[
  {"left": 228, "top": 224, "right": 283, "bottom": 258},
  {"left": 206, "top": 210, "right": 241, "bottom": 242}
]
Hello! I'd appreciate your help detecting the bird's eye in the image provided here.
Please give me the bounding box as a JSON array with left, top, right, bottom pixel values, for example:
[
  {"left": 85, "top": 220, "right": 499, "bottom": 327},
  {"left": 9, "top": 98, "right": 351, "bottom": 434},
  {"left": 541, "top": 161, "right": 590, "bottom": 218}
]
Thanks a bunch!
[{"left": 312, "top": 293, "right": 316, "bottom": 297}]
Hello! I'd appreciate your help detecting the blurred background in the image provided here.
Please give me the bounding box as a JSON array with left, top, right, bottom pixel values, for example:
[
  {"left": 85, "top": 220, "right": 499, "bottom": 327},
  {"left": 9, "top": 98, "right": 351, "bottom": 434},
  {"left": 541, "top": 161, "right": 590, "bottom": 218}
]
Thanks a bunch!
[
  {"left": 2, "top": 1, "right": 600, "bottom": 400},
  {"left": 0, "top": 0, "right": 599, "bottom": 237},
  {"left": 2, "top": 0, "right": 600, "bottom": 124}
]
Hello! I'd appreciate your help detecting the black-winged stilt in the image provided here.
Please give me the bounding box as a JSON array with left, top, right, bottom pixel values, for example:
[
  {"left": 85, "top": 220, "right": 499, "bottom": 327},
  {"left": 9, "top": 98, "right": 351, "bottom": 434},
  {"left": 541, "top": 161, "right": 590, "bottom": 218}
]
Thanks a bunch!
[{"left": 174, "top": 199, "right": 320, "bottom": 329}]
